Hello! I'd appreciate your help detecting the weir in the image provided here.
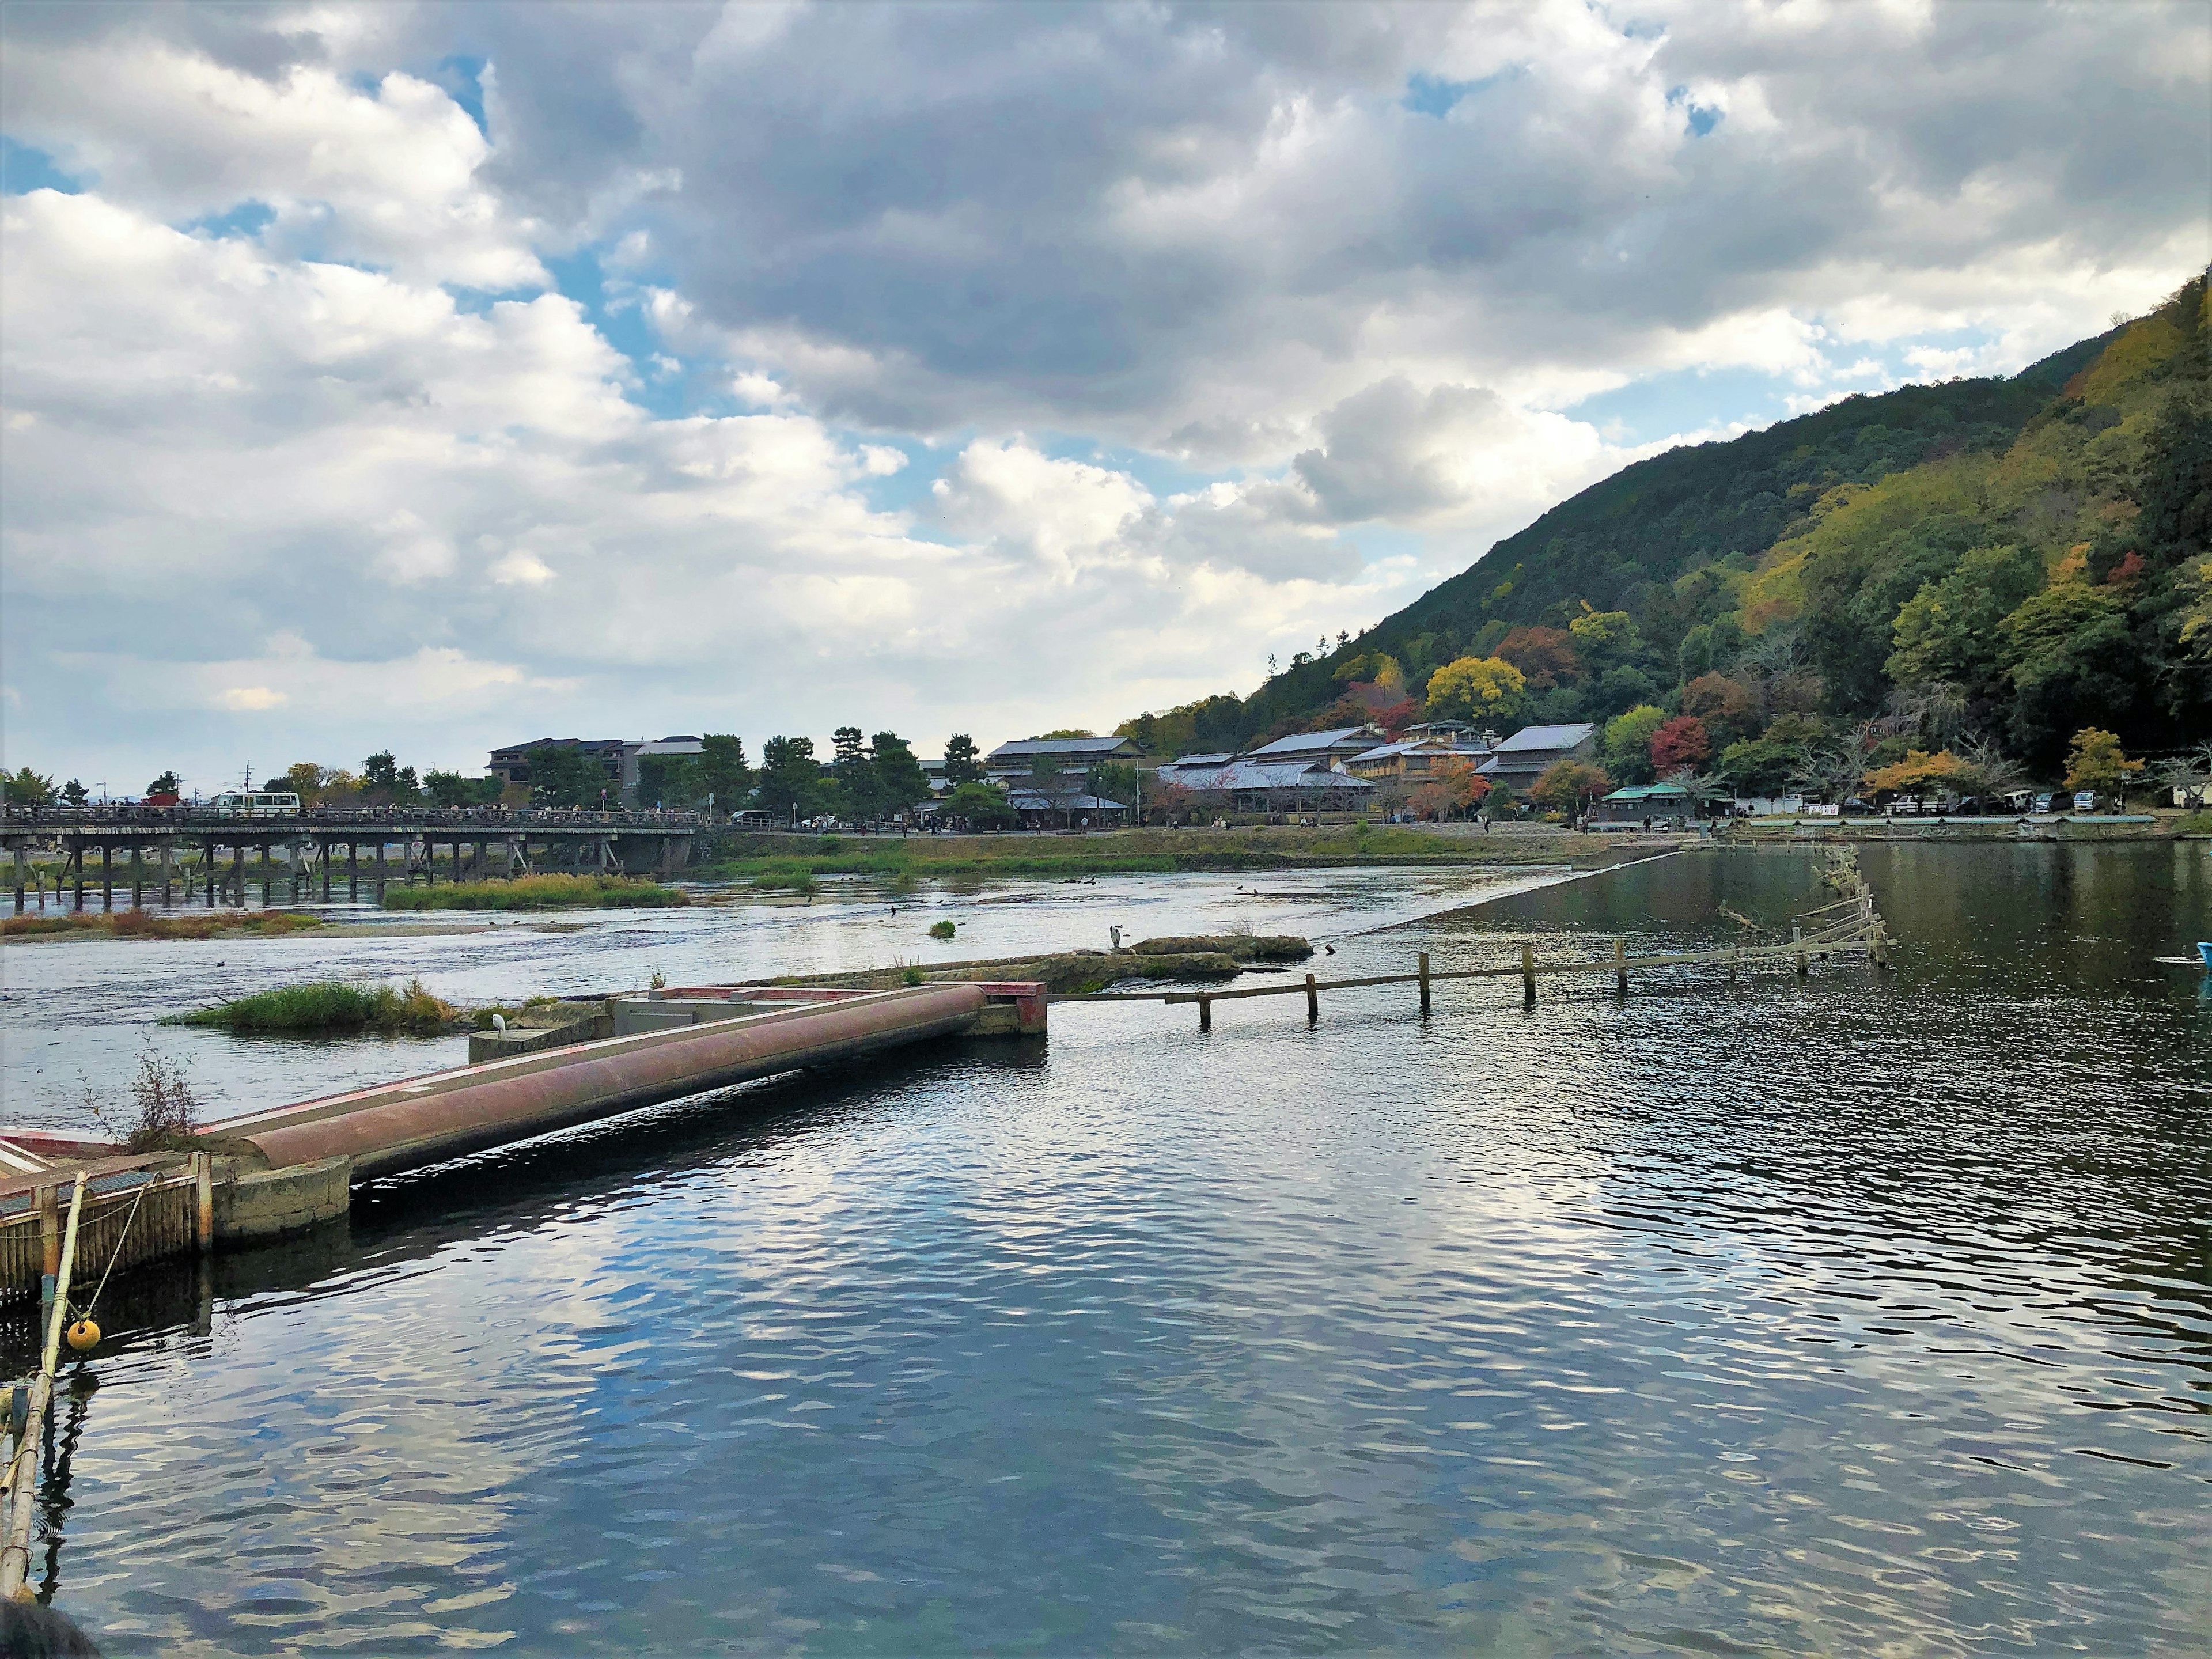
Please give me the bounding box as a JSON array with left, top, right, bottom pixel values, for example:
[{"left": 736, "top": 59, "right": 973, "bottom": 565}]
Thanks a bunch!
[
  {"left": 221, "top": 981, "right": 1045, "bottom": 1179},
  {"left": 0, "top": 981, "right": 1046, "bottom": 1301}
]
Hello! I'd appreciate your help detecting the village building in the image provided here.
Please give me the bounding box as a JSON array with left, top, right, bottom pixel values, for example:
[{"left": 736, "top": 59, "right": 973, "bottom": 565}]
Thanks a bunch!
[
  {"left": 1346, "top": 733, "right": 1493, "bottom": 783},
  {"left": 984, "top": 734, "right": 1139, "bottom": 785},
  {"left": 1589, "top": 781, "right": 1698, "bottom": 827},
  {"left": 1477, "top": 722, "right": 1600, "bottom": 792},
  {"left": 1005, "top": 788, "right": 1132, "bottom": 828},
  {"left": 1154, "top": 757, "right": 1376, "bottom": 814},
  {"left": 1241, "top": 725, "right": 1385, "bottom": 766},
  {"left": 488, "top": 736, "right": 706, "bottom": 806}
]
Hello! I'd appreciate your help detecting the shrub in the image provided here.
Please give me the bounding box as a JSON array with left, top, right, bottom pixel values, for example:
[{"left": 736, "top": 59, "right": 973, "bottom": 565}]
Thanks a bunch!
[
  {"left": 84, "top": 1046, "right": 204, "bottom": 1151},
  {"left": 928, "top": 919, "right": 956, "bottom": 938},
  {"left": 166, "top": 978, "right": 462, "bottom": 1035}
]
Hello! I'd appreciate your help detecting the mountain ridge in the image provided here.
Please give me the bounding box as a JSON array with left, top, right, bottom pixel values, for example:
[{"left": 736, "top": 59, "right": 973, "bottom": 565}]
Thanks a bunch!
[{"left": 1120, "top": 276, "right": 2207, "bottom": 782}]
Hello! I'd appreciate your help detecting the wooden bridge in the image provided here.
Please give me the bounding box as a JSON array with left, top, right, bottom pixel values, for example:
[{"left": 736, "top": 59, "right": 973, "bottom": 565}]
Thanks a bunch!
[
  {"left": 1058, "top": 846, "right": 1889, "bottom": 1027},
  {"left": 1, "top": 805, "right": 711, "bottom": 912}
]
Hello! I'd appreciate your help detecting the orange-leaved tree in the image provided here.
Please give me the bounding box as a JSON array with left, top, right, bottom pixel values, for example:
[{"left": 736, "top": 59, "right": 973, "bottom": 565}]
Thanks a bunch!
[
  {"left": 1411, "top": 756, "right": 1490, "bottom": 820},
  {"left": 1860, "top": 749, "right": 1986, "bottom": 796},
  {"left": 1532, "top": 760, "right": 1612, "bottom": 814}
]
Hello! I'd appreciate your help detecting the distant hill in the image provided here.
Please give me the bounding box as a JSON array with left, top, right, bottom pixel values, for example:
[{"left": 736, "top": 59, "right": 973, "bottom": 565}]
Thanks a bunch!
[{"left": 1122, "top": 271, "right": 2209, "bottom": 783}]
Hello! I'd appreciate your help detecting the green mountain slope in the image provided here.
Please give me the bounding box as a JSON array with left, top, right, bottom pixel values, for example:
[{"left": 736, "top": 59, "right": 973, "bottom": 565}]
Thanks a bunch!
[{"left": 1124, "top": 272, "right": 2208, "bottom": 785}]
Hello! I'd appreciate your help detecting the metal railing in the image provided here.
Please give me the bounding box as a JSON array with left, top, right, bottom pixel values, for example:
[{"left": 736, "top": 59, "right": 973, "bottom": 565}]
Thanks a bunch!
[{"left": 2, "top": 805, "right": 714, "bottom": 831}]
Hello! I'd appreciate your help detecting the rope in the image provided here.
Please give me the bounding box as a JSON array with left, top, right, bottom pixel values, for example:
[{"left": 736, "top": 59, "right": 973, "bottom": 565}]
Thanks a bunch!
[{"left": 68, "top": 1179, "right": 149, "bottom": 1326}]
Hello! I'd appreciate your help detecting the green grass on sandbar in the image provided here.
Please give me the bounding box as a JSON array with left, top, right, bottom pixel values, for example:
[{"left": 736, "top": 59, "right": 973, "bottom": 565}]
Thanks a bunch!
[
  {"left": 382, "top": 873, "right": 689, "bottom": 911},
  {"left": 165, "top": 978, "right": 461, "bottom": 1035}
]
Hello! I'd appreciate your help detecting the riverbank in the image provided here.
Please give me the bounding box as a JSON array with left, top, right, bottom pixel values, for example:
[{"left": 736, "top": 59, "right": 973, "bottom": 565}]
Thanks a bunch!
[{"left": 701, "top": 823, "right": 1671, "bottom": 887}]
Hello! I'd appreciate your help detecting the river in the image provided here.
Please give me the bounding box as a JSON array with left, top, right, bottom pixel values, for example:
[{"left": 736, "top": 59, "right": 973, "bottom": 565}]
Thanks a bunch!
[{"left": 1, "top": 842, "right": 2206, "bottom": 1654}]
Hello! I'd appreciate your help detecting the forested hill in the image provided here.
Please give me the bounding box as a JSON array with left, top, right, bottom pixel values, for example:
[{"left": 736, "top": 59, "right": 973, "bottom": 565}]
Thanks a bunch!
[{"left": 1121, "top": 271, "right": 2209, "bottom": 781}]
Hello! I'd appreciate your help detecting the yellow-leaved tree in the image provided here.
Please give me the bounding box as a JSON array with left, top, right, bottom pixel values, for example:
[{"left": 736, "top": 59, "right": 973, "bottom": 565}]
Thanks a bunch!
[
  {"left": 1423, "top": 656, "right": 1527, "bottom": 724},
  {"left": 2062, "top": 728, "right": 2142, "bottom": 801}
]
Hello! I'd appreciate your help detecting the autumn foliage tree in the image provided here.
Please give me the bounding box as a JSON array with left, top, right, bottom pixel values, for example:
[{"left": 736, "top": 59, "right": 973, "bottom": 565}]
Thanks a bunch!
[
  {"left": 2062, "top": 727, "right": 2143, "bottom": 801},
  {"left": 1859, "top": 749, "right": 1987, "bottom": 797},
  {"left": 1649, "top": 715, "right": 1712, "bottom": 773},
  {"left": 1681, "top": 673, "right": 1761, "bottom": 745},
  {"left": 1531, "top": 760, "right": 1612, "bottom": 815},
  {"left": 1423, "top": 655, "right": 1528, "bottom": 724},
  {"left": 1410, "top": 757, "right": 1490, "bottom": 820},
  {"left": 1494, "top": 626, "right": 1581, "bottom": 689}
]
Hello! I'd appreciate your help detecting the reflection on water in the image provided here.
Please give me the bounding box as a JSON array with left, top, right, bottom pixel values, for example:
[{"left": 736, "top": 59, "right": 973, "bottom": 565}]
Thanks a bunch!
[
  {"left": 0, "top": 864, "right": 1570, "bottom": 1126},
  {"left": 7, "top": 845, "right": 2210, "bottom": 1655}
]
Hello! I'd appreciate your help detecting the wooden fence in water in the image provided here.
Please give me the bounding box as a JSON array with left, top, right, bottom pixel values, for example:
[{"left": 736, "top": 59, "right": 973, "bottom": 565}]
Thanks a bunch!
[
  {"left": 1056, "top": 846, "right": 1887, "bottom": 1028},
  {"left": 0, "top": 1162, "right": 210, "bottom": 1306}
]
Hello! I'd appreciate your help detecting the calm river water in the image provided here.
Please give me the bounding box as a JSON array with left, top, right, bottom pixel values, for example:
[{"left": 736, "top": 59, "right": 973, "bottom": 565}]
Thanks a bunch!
[{"left": 0, "top": 844, "right": 2206, "bottom": 1655}]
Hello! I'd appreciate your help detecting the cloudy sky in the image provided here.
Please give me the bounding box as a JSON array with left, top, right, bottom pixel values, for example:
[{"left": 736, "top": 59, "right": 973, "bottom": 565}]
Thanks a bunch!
[{"left": 3, "top": 0, "right": 2206, "bottom": 791}]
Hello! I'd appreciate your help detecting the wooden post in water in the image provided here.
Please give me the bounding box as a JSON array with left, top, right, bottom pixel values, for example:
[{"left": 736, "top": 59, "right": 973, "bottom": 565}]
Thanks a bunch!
[
  {"left": 100, "top": 843, "right": 112, "bottom": 912},
  {"left": 161, "top": 839, "right": 173, "bottom": 907},
  {"left": 1305, "top": 973, "right": 1319, "bottom": 1023},
  {"left": 194, "top": 1153, "right": 214, "bottom": 1253},
  {"left": 35, "top": 1187, "right": 57, "bottom": 1317},
  {"left": 1521, "top": 942, "right": 1536, "bottom": 1006},
  {"left": 11, "top": 845, "right": 24, "bottom": 914},
  {"left": 1, "top": 1176, "right": 86, "bottom": 1603},
  {"left": 1613, "top": 936, "right": 1628, "bottom": 995},
  {"left": 71, "top": 844, "right": 85, "bottom": 912},
  {"left": 1418, "top": 951, "right": 1431, "bottom": 1015},
  {"left": 349, "top": 842, "right": 359, "bottom": 903},
  {"left": 1793, "top": 926, "right": 1808, "bottom": 977},
  {"left": 130, "top": 842, "right": 142, "bottom": 910},
  {"left": 205, "top": 842, "right": 217, "bottom": 907},
  {"left": 230, "top": 844, "right": 244, "bottom": 907},
  {"left": 1197, "top": 993, "right": 1212, "bottom": 1032}
]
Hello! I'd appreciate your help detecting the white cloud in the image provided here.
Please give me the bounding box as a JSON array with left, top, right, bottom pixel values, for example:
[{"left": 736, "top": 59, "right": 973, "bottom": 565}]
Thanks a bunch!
[
  {"left": 488, "top": 550, "right": 556, "bottom": 587},
  {"left": 0, "top": 39, "right": 546, "bottom": 289},
  {"left": 217, "top": 686, "right": 287, "bottom": 711}
]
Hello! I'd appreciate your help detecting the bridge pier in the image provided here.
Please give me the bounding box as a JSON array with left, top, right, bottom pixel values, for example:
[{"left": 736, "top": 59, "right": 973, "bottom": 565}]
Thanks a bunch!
[
  {"left": 161, "top": 840, "right": 173, "bottom": 908},
  {"left": 71, "top": 844, "right": 84, "bottom": 912},
  {"left": 349, "top": 841, "right": 359, "bottom": 903},
  {"left": 12, "top": 845, "right": 25, "bottom": 914},
  {"left": 130, "top": 843, "right": 142, "bottom": 911}
]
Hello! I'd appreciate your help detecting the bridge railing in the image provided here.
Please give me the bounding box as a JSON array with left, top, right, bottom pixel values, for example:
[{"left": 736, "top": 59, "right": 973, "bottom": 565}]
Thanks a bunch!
[{"left": 2, "top": 805, "right": 716, "bottom": 831}]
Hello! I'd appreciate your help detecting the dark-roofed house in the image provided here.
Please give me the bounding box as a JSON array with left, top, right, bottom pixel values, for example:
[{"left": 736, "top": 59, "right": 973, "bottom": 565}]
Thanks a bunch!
[
  {"left": 1589, "top": 782, "right": 1698, "bottom": 826},
  {"left": 1478, "top": 723, "right": 1600, "bottom": 791},
  {"left": 1161, "top": 758, "right": 1375, "bottom": 813},
  {"left": 487, "top": 738, "right": 630, "bottom": 792},
  {"left": 984, "top": 734, "right": 1139, "bottom": 783},
  {"left": 1243, "top": 726, "right": 1382, "bottom": 765},
  {"left": 488, "top": 736, "right": 706, "bottom": 805},
  {"left": 1152, "top": 753, "right": 1234, "bottom": 787},
  {"left": 1346, "top": 733, "right": 1493, "bottom": 783}
]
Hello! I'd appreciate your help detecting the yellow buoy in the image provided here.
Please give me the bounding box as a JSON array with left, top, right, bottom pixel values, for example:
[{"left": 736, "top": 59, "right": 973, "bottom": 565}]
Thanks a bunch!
[{"left": 65, "top": 1319, "right": 100, "bottom": 1353}]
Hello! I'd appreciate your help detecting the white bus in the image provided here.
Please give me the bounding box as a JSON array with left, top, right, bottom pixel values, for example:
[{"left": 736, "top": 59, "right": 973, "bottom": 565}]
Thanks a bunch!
[{"left": 208, "top": 791, "right": 302, "bottom": 819}]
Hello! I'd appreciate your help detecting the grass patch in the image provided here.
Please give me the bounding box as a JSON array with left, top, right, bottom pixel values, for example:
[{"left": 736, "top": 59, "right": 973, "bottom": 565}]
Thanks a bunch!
[
  {"left": 165, "top": 978, "right": 463, "bottom": 1035},
  {"left": 1, "top": 908, "right": 325, "bottom": 940},
  {"left": 928, "top": 919, "right": 957, "bottom": 939},
  {"left": 2175, "top": 810, "right": 2212, "bottom": 835},
  {"left": 382, "top": 874, "right": 688, "bottom": 911}
]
